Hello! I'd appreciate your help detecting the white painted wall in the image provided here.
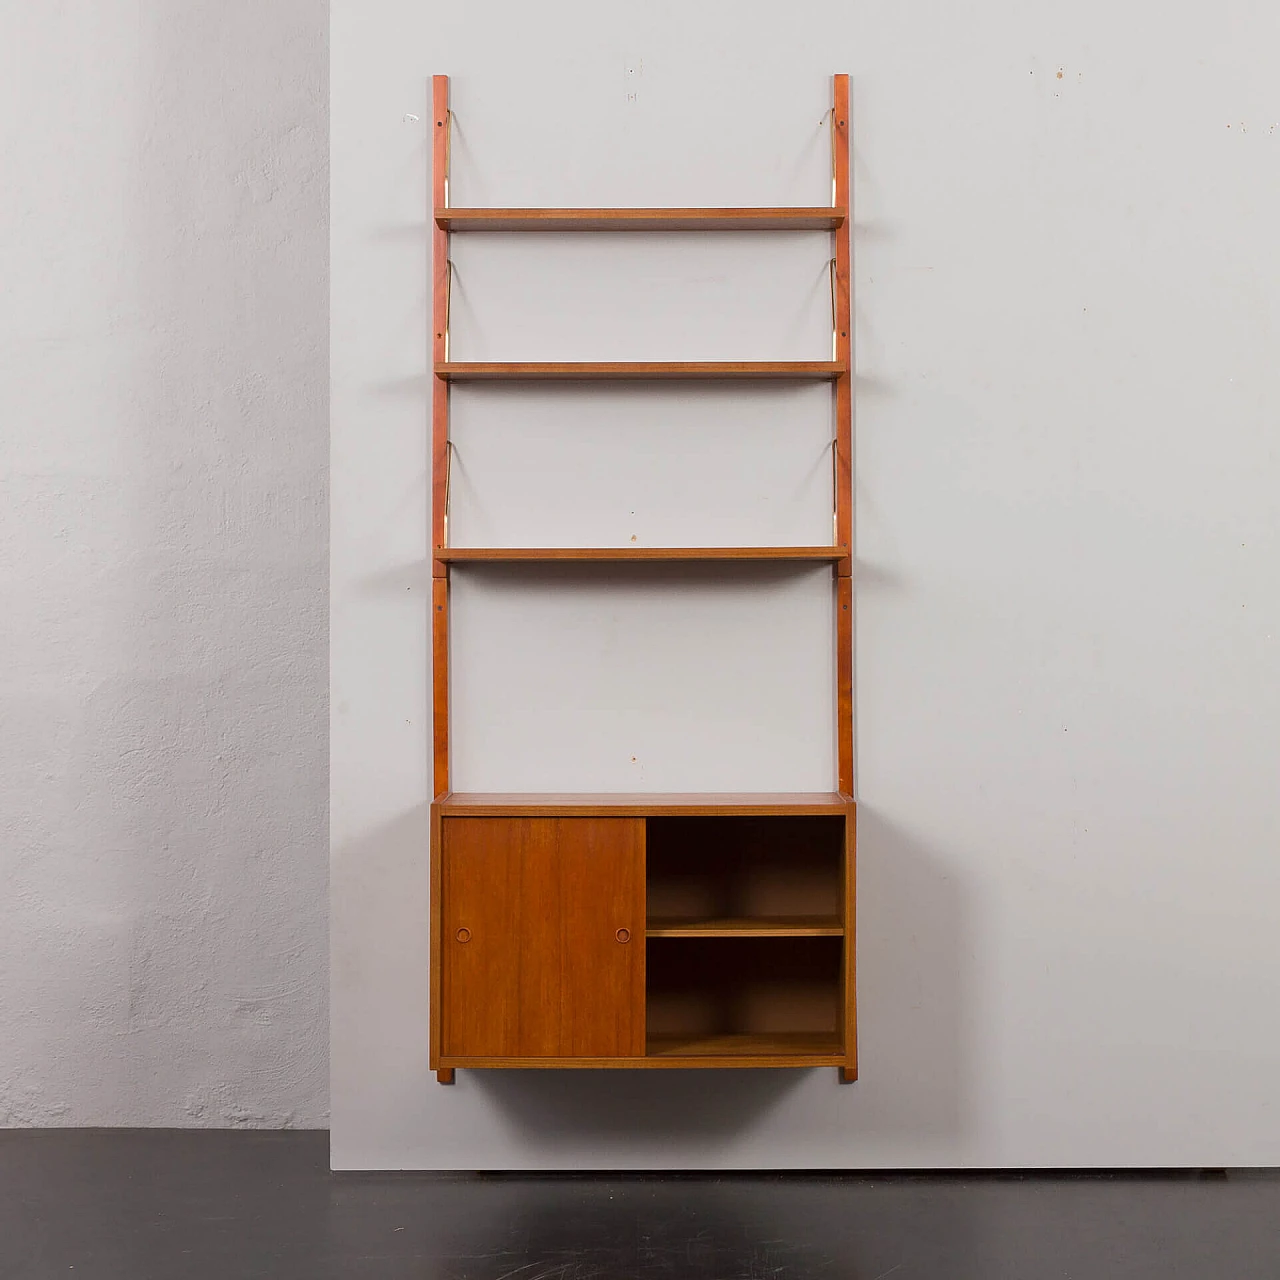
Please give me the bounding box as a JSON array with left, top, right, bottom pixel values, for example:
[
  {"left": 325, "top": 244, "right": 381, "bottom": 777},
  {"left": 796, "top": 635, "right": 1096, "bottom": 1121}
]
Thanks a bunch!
[
  {"left": 333, "top": 0, "right": 1280, "bottom": 1170},
  {"left": 0, "top": 3, "right": 328, "bottom": 1126}
]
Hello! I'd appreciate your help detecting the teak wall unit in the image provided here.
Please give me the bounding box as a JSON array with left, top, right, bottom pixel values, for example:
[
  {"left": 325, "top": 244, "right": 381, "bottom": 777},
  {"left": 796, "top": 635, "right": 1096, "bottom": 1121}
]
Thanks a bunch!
[{"left": 428, "top": 75, "right": 855, "bottom": 1084}]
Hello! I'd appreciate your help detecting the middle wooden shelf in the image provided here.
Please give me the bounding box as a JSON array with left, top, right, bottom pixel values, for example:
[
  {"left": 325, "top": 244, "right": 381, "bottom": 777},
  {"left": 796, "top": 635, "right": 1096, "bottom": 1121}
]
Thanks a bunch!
[{"left": 435, "top": 546, "right": 844, "bottom": 563}]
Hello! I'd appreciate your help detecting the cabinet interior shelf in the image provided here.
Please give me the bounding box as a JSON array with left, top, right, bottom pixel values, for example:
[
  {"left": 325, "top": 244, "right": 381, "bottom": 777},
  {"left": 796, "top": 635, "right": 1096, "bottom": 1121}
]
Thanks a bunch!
[
  {"left": 435, "top": 361, "right": 846, "bottom": 382},
  {"left": 435, "top": 207, "right": 847, "bottom": 231},
  {"left": 435, "top": 546, "right": 845, "bottom": 564},
  {"left": 646, "top": 916, "right": 844, "bottom": 938}
]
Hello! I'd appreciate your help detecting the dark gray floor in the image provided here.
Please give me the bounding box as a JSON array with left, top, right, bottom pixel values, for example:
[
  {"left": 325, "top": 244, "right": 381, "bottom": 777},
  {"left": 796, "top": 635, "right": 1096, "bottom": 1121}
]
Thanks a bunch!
[{"left": 1, "top": 1132, "right": 1278, "bottom": 1279}]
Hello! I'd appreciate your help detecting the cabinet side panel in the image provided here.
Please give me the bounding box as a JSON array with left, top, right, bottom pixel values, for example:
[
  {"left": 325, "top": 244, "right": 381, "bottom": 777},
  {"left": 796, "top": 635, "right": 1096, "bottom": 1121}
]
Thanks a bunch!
[
  {"left": 842, "top": 805, "right": 858, "bottom": 1079},
  {"left": 556, "top": 818, "right": 646, "bottom": 1057},
  {"left": 430, "top": 803, "right": 443, "bottom": 1068}
]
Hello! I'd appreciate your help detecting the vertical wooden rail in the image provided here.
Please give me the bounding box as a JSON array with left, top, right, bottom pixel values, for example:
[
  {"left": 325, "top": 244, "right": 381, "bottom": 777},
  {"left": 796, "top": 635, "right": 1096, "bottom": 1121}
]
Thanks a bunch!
[
  {"left": 832, "top": 74, "right": 853, "bottom": 799},
  {"left": 431, "top": 75, "right": 451, "bottom": 798},
  {"left": 431, "top": 75, "right": 453, "bottom": 1083},
  {"left": 833, "top": 74, "right": 858, "bottom": 1084}
]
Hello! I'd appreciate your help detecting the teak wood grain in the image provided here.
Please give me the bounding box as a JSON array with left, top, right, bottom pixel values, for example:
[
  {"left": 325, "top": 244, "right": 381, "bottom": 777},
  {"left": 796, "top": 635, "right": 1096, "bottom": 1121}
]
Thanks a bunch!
[
  {"left": 435, "top": 207, "right": 847, "bottom": 231},
  {"left": 436, "top": 546, "right": 843, "bottom": 563},
  {"left": 440, "top": 817, "right": 645, "bottom": 1059},
  {"left": 434, "top": 361, "right": 845, "bottom": 381}
]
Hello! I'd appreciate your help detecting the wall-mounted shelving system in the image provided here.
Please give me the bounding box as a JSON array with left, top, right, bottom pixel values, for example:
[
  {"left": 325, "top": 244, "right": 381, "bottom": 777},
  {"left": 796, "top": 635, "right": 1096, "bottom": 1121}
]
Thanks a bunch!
[{"left": 428, "top": 75, "right": 855, "bottom": 1084}]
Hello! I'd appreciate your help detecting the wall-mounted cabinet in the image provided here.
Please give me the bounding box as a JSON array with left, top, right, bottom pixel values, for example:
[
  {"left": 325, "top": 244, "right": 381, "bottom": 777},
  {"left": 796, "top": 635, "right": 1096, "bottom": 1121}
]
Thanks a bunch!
[{"left": 432, "top": 796, "right": 855, "bottom": 1074}]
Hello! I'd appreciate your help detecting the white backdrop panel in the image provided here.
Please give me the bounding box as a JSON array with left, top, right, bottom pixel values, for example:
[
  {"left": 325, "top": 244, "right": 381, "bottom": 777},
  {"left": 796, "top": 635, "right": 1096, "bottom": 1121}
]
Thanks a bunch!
[{"left": 332, "top": 0, "right": 1280, "bottom": 1168}]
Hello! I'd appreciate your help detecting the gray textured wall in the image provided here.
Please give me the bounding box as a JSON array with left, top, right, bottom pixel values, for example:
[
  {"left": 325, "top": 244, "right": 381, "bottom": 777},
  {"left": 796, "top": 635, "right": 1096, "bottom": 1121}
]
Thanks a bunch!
[{"left": 0, "top": 3, "right": 328, "bottom": 1126}]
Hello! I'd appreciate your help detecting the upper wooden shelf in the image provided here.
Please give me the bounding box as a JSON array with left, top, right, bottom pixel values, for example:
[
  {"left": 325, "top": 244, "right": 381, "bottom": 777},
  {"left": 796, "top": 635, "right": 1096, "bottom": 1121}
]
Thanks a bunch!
[
  {"left": 436, "top": 207, "right": 846, "bottom": 232},
  {"left": 436, "top": 792, "right": 853, "bottom": 816},
  {"left": 436, "top": 361, "right": 845, "bottom": 381},
  {"left": 435, "top": 546, "right": 843, "bottom": 564}
]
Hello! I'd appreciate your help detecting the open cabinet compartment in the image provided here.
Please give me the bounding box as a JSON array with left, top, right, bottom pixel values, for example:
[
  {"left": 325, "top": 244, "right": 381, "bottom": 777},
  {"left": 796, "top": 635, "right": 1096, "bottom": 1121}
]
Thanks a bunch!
[
  {"left": 646, "top": 935, "right": 844, "bottom": 1058},
  {"left": 643, "top": 814, "right": 848, "bottom": 1061},
  {"left": 645, "top": 815, "right": 845, "bottom": 935}
]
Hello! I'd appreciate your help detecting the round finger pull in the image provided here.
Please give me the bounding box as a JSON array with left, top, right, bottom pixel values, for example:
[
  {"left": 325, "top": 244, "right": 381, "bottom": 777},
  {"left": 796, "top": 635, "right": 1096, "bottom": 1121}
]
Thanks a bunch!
[
  {"left": 455, "top": 927, "right": 472, "bottom": 943},
  {"left": 615, "top": 927, "right": 631, "bottom": 943}
]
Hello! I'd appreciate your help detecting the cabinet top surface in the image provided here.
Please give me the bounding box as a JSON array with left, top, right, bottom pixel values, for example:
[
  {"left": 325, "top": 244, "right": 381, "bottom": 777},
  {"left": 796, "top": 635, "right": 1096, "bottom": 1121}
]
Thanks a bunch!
[{"left": 435, "top": 791, "right": 853, "bottom": 816}]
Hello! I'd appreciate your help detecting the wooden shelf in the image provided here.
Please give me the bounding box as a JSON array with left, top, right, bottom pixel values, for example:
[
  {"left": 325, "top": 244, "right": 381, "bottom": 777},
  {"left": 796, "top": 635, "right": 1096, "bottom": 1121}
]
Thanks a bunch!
[
  {"left": 646, "top": 1032, "right": 843, "bottom": 1062},
  {"left": 436, "top": 546, "right": 844, "bottom": 564},
  {"left": 436, "top": 793, "right": 852, "bottom": 816},
  {"left": 436, "top": 207, "right": 847, "bottom": 232},
  {"left": 647, "top": 916, "right": 844, "bottom": 938},
  {"left": 435, "top": 361, "right": 846, "bottom": 382}
]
